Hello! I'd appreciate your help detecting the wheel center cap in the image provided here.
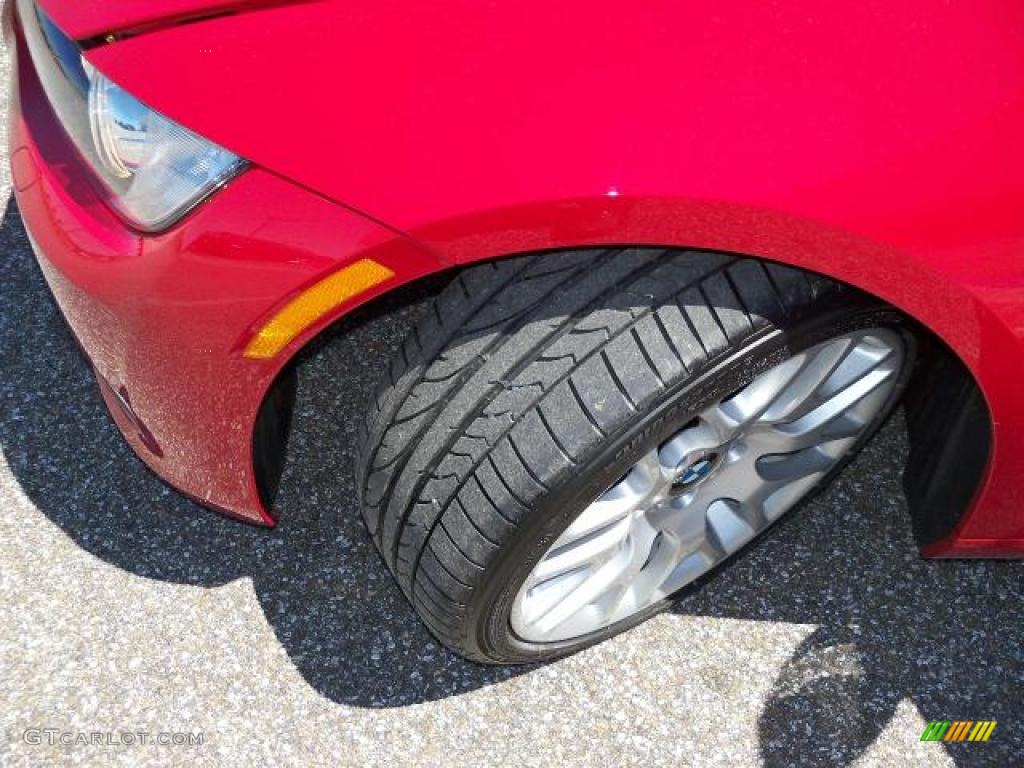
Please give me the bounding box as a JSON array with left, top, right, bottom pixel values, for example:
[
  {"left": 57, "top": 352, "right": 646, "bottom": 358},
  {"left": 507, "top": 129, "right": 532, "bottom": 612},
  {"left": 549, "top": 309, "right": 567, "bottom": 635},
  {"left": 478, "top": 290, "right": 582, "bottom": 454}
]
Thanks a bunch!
[{"left": 673, "top": 452, "right": 720, "bottom": 490}]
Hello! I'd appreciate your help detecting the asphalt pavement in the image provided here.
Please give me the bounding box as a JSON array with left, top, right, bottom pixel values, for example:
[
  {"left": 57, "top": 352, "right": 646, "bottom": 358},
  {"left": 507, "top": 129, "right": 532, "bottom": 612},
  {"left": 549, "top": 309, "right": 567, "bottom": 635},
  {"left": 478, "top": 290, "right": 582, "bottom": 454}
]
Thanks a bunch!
[{"left": 1, "top": 42, "right": 1021, "bottom": 768}]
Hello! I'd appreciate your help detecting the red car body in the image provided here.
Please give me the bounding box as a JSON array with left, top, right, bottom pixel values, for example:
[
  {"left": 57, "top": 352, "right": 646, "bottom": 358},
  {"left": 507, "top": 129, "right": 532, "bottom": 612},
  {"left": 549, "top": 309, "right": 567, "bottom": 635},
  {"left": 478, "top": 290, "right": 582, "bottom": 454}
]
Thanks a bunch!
[{"left": 7, "top": 0, "right": 1024, "bottom": 556}]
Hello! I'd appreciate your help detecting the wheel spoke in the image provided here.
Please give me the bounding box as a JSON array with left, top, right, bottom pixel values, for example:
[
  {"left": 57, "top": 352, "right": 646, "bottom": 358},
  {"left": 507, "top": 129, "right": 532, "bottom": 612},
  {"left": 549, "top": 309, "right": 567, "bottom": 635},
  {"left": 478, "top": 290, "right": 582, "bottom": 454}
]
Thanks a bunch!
[
  {"left": 593, "top": 520, "right": 667, "bottom": 622},
  {"left": 761, "top": 473, "right": 827, "bottom": 521},
  {"left": 771, "top": 365, "right": 896, "bottom": 452},
  {"left": 818, "top": 335, "right": 894, "bottom": 400},
  {"left": 607, "top": 530, "right": 686, "bottom": 617},
  {"left": 531, "top": 515, "right": 633, "bottom": 582},
  {"left": 756, "top": 445, "right": 835, "bottom": 483},
  {"left": 716, "top": 353, "right": 807, "bottom": 430},
  {"left": 527, "top": 516, "right": 660, "bottom": 637},
  {"left": 759, "top": 336, "right": 853, "bottom": 422},
  {"left": 559, "top": 448, "right": 664, "bottom": 542},
  {"left": 706, "top": 499, "right": 757, "bottom": 554}
]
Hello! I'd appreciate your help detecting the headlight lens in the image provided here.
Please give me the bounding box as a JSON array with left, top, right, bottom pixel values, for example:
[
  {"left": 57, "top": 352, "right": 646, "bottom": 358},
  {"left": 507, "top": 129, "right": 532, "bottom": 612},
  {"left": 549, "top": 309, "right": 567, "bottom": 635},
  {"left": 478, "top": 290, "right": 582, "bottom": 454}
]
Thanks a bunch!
[
  {"left": 21, "top": 1, "right": 244, "bottom": 231},
  {"left": 84, "top": 63, "right": 244, "bottom": 229}
]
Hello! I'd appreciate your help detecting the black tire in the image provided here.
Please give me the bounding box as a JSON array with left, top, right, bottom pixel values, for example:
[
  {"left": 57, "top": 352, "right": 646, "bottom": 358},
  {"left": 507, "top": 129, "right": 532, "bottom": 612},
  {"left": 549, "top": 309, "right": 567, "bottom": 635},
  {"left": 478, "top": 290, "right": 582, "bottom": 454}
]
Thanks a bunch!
[{"left": 356, "top": 248, "right": 912, "bottom": 663}]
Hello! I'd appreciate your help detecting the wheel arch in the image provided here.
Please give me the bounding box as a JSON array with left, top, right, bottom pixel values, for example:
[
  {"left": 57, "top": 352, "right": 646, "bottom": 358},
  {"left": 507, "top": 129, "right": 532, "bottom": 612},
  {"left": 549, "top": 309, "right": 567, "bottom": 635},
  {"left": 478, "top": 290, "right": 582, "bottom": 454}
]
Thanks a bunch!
[{"left": 254, "top": 197, "right": 995, "bottom": 549}]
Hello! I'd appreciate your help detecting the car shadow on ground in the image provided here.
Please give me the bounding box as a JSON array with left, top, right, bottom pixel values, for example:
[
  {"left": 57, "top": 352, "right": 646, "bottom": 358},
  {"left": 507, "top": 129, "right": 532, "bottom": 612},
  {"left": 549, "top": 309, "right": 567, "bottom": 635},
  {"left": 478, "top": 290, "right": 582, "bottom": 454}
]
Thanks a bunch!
[
  {"left": 1, "top": 198, "right": 1020, "bottom": 763},
  {"left": 0, "top": 197, "right": 524, "bottom": 707}
]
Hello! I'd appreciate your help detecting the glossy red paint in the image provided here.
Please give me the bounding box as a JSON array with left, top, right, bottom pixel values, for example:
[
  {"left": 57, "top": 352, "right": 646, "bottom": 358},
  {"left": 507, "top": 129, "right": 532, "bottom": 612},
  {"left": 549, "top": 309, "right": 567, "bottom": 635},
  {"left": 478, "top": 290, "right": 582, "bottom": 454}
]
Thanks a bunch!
[
  {"left": 35, "top": 0, "right": 299, "bottom": 40},
  {"left": 9, "top": 16, "right": 443, "bottom": 523},
  {"left": 11, "top": 1, "right": 1024, "bottom": 553}
]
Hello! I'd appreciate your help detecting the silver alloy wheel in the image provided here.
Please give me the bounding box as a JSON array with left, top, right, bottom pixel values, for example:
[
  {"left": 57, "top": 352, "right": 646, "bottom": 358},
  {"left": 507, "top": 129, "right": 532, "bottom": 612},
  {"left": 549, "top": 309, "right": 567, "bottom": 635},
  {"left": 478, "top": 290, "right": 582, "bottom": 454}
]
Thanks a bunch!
[{"left": 510, "top": 329, "right": 905, "bottom": 643}]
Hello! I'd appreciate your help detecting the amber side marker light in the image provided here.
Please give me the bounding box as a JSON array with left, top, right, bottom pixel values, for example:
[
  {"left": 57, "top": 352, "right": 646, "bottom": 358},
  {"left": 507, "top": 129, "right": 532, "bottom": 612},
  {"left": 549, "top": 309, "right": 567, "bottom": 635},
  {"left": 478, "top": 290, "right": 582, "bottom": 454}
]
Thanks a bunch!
[{"left": 244, "top": 259, "right": 395, "bottom": 359}]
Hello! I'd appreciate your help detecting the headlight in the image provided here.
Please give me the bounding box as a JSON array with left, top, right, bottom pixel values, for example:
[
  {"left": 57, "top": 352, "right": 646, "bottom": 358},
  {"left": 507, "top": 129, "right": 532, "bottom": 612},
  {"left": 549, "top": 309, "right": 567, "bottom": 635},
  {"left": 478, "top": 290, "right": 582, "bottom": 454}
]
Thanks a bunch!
[
  {"left": 83, "top": 63, "right": 244, "bottom": 230},
  {"left": 20, "top": 0, "right": 244, "bottom": 231}
]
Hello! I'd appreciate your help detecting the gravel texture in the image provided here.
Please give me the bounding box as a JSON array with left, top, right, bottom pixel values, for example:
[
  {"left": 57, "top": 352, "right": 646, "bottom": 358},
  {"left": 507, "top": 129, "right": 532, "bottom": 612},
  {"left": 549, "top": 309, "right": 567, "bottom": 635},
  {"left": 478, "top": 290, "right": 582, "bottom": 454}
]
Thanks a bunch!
[{"left": 1, "top": 41, "right": 1021, "bottom": 768}]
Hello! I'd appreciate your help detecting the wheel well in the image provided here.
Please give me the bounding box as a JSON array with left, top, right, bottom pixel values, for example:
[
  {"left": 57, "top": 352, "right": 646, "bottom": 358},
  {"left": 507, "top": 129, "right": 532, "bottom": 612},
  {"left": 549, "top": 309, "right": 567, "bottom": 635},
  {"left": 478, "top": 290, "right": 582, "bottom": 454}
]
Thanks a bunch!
[
  {"left": 253, "top": 366, "right": 297, "bottom": 512},
  {"left": 901, "top": 324, "right": 992, "bottom": 545},
  {"left": 252, "top": 248, "right": 992, "bottom": 545},
  {"left": 251, "top": 269, "right": 452, "bottom": 516}
]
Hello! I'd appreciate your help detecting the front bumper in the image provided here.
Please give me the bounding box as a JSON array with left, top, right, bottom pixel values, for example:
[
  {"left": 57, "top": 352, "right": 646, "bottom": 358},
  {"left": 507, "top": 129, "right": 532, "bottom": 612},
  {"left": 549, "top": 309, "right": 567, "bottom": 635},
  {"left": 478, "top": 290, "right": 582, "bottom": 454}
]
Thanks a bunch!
[{"left": 7, "top": 11, "right": 442, "bottom": 523}]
